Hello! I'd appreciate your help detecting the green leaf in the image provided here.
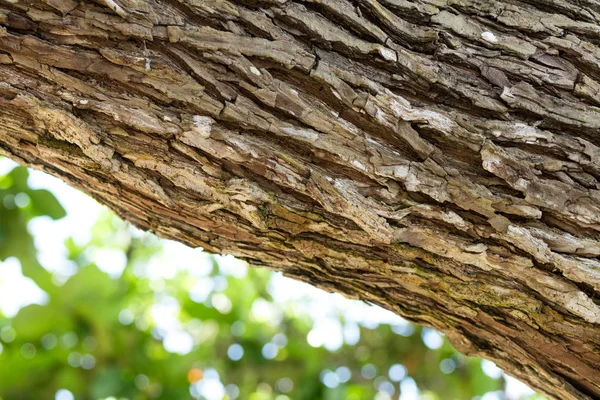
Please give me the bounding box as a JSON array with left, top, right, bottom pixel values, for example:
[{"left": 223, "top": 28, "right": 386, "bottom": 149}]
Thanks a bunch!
[
  {"left": 7, "top": 167, "right": 29, "bottom": 192},
  {"left": 28, "top": 189, "right": 66, "bottom": 220},
  {"left": 12, "top": 304, "right": 62, "bottom": 341}
]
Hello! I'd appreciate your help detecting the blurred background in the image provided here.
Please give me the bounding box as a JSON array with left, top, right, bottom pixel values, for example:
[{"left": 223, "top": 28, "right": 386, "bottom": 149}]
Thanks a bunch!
[{"left": 0, "top": 157, "right": 546, "bottom": 400}]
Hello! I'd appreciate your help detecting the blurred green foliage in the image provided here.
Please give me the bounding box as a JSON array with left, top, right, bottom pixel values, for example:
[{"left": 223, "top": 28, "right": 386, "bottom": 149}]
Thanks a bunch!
[{"left": 0, "top": 161, "right": 541, "bottom": 400}]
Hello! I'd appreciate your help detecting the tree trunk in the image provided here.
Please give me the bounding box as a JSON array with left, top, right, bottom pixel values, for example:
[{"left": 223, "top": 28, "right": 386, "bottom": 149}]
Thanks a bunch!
[{"left": 1, "top": 0, "right": 600, "bottom": 397}]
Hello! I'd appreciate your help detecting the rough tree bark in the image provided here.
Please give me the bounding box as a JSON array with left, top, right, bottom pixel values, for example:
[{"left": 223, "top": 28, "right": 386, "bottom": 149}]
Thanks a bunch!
[{"left": 1, "top": 0, "right": 600, "bottom": 397}]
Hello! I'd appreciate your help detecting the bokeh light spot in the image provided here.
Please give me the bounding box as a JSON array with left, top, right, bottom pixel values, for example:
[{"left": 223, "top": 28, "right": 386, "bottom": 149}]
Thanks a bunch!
[
  {"left": 421, "top": 329, "right": 443, "bottom": 350},
  {"left": 320, "top": 370, "right": 340, "bottom": 388},
  {"left": 55, "top": 389, "right": 74, "bottom": 400},
  {"left": 388, "top": 364, "right": 407, "bottom": 382},
  {"left": 135, "top": 374, "right": 150, "bottom": 390},
  {"left": 118, "top": 309, "right": 134, "bottom": 325},
  {"left": 0, "top": 326, "right": 16, "bottom": 343},
  {"left": 231, "top": 321, "right": 245, "bottom": 337},
  {"left": 81, "top": 354, "right": 96, "bottom": 370},
  {"left": 336, "top": 366, "right": 351, "bottom": 383},
  {"left": 20, "top": 343, "right": 36, "bottom": 359},
  {"left": 188, "top": 368, "right": 203, "bottom": 384},
  {"left": 67, "top": 352, "right": 81, "bottom": 367},
  {"left": 262, "top": 343, "right": 278, "bottom": 360},
  {"left": 276, "top": 377, "right": 293, "bottom": 393},
  {"left": 361, "top": 364, "right": 377, "bottom": 379},
  {"left": 41, "top": 333, "right": 57, "bottom": 349},
  {"left": 61, "top": 332, "right": 78, "bottom": 349},
  {"left": 481, "top": 360, "right": 503, "bottom": 379},
  {"left": 227, "top": 344, "right": 244, "bottom": 361},
  {"left": 225, "top": 384, "right": 239, "bottom": 399},
  {"left": 440, "top": 358, "right": 456, "bottom": 374}
]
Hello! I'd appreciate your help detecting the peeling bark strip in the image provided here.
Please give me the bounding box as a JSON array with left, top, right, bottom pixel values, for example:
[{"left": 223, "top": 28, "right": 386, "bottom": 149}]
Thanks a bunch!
[{"left": 1, "top": 0, "right": 600, "bottom": 397}]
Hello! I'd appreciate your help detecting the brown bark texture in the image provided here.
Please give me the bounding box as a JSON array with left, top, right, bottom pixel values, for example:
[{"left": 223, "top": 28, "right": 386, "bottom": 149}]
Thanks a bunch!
[{"left": 1, "top": 0, "right": 600, "bottom": 398}]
